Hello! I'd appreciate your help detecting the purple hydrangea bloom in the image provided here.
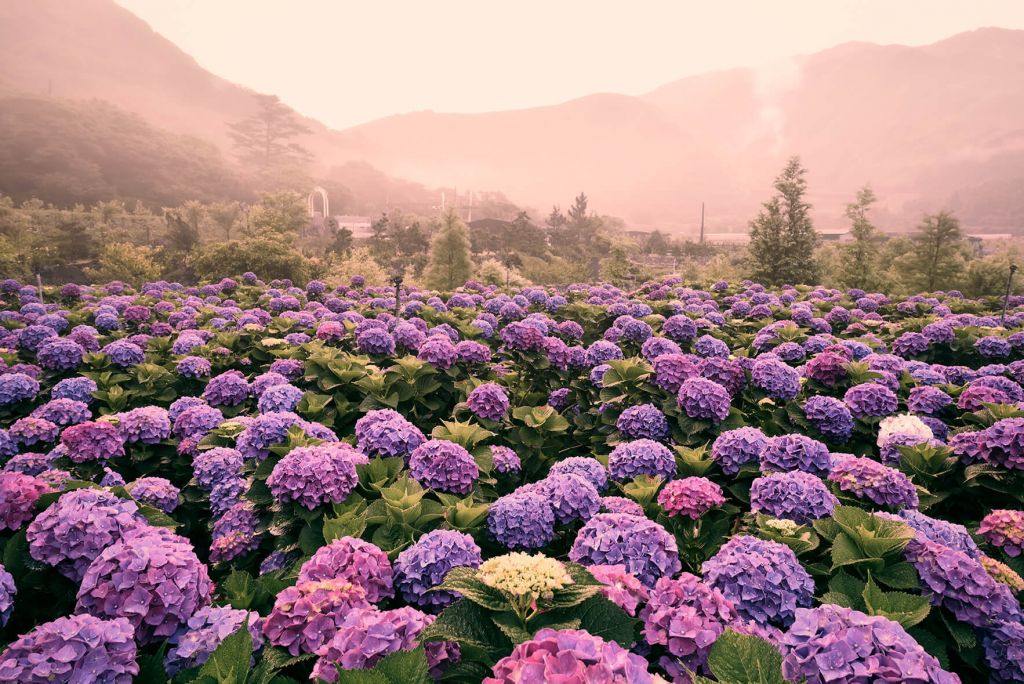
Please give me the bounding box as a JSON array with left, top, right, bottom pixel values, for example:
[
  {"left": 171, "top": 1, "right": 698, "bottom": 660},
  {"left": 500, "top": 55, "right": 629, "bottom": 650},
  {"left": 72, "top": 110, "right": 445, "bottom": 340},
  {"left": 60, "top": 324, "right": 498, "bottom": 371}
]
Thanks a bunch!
[
  {"left": 983, "top": 620, "right": 1024, "bottom": 684},
  {"left": 164, "top": 606, "right": 263, "bottom": 676},
  {"left": 589, "top": 564, "right": 649, "bottom": 617},
  {"left": 118, "top": 406, "right": 171, "bottom": 444},
  {"left": 234, "top": 411, "right": 302, "bottom": 459},
  {"left": 979, "top": 509, "right": 1024, "bottom": 558},
  {"left": 751, "top": 357, "right": 802, "bottom": 401},
  {"left": 651, "top": 353, "right": 700, "bottom": 393},
  {"left": 601, "top": 496, "right": 646, "bottom": 516},
  {"left": 803, "top": 351, "right": 849, "bottom": 387},
  {"left": 60, "top": 420, "right": 125, "bottom": 462},
  {"left": 0, "top": 472, "right": 52, "bottom": 531},
  {"left": 490, "top": 445, "right": 521, "bottom": 474},
  {"left": 176, "top": 355, "right": 212, "bottom": 379},
  {"left": 102, "top": 339, "right": 145, "bottom": 367},
  {"left": 607, "top": 439, "right": 677, "bottom": 482},
  {"left": 203, "top": 370, "right": 250, "bottom": 406},
  {"left": 702, "top": 535, "right": 814, "bottom": 627},
  {"left": 409, "top": 439, "right": 479, "bottom": 495},
  {"left": 803, "top": 395, "right": 854, "bottom": 442},
  {"left": 0, "top": 564, "right": 15, "bottom": 627},
  {"left": 534, "top": 473, "right": 601, "bottom": 524},
  {"left": 51, "top": 376, "right": 97, "bottom": 404},
  {"left": 193, "top": 447, "right": 244, "bottom": 490},
  {"left": 418, "top": 336, "right": 457, "bottom": 369},
  {"left": 711, "top": 427, "right": 768, "bottom": 475},
  {"left": 27, "top": 488, "right": 145, "bottom": 581},
  {"left": 980, "top": 418, "right": 1024, "bottom": 470},
  {"left": 827, "top": 455, "right": 919, "bottom": 509},
  {"left": 394, "top": 529, "right": 483, "bottom": 609},
  {"left": 76, "top": 526, "right": 214, "bottom": 644},
  {"left": 36, "top": 337, "right": 85, "bottom": 371},
  {"left": 657, "top": 476, "right": 726, "bottom": 519},
  {"left": 907, "top": 385, "right": 953, "bottom": 416},
  {"left": 9, "top": 417, "right": 58, "bottom": 447},
  {"left": 617, "top": 404, "right": 669, "bottom": 441},
  {"left": 549, "top": 456, "right": 608, "bottom": 491},
  {"left": 311, "top": 607, "right": 435, "bottom": 681},
  {"left": 750, "top": 471, "right": 837, "bottom": 524},
  {"left": 31, "top": 398, "right": 91, "bottom": 427},
  {"left": 0, "top": 373, "right": 39, "bottom": 406},
  {"left": 485, "top": 628, "right": 658, "bottom": 684},
  {"left": 298, "top": 537, "right": 395, "bottom": 602},
  {"left": 782, "top": 604, "right": 959, "bottom": 684},
  {"left": 3, "top": 451, "right": 54, "bottom": 475},
  {"left": 905, "top": 538, "right": 1021, "bottom": 629},
  {"left": 0, "top": 614, "right": 138, "bottom": 683},
  {"left": 357, "top": 327, "right": 396, "bottom": 355},
  {"left": 267, "top": 444, "right": 360, "bottom": 510},
  {"left": 844, "top": 383, "right": 899, "bottom": 418},
  {"left": 760, "top": 434, "right": 832, "bottom": 476},
  {"left": 677, "top": 377, "right": 731, "bottom": 422},
  {"left": 261, "top": 579, "right": 371, "bottom": 656},
  {"left": 126, "top": 477, "right": 180, "bottom": 513},
  {"left": 570, "top": 513, "right": 681, "bottom": 588},
  {"left": 357, "top": 416, "right": 426, "bottom": 460},
  {"left": 455, "top": 340, "right": 491, "bottom": 364},
  {"left": 467, "top": 383, "right": 510, "bottom": 421},
  {"left": 488, "top": 489, "right": 556, "bottom": 550},
  {"left": 891, "top": 509, "right": 980, "bottom": 558},
  {"left": 640, "top": 573, "right": 739, "bottom": 679}
]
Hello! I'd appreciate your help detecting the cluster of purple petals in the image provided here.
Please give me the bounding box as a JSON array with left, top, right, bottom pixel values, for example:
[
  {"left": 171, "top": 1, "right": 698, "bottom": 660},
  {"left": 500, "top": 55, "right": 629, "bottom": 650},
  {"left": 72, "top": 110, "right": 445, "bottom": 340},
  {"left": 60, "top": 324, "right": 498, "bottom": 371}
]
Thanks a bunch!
[
  {"left": 117, "top": 406, "right": 171, "bottom": 444},
  {"left": 164, "top": 606, "right": 263, "bottom": 676},
  {"left": 979, "top": 509, "right": 1024, "bottom": 557},
  {"left": 27, "top": 488, "right": 145, "bottom": 581},
  {"left": 126, "top": 476, "right": 180, "bottom": 513},
  {"left": 982, "top": 620, "right": 1024, "bottom": 684},
  {"left": 701, "top": 535, "right": 814, "bottom": 627},
  {"left": 803, "top": 351, "right": 849, "bottom": 387},
  {"left": 0, "top": 472, "right": 52, "bottom": 531},
  {"left": 569, "top": 513, "right": 680, "bottom": 588},
  {"left": 8, "top": 417, "right": 58, "bottom": 447},
  {"left": 617, "top": 403, "right": 669, "bottom": 441},
  {"left": 533, "top": 473, "right": 601, "bottom": 524},
  {"left": 311, "top": 607, "right": 434, "bottom": 681},
  {"left": 193, "top": 446, "right": 244, "bottom": 490},
  {"left": 677, "top": 377, "right": 732, "bottom": 422},
  {"left": 803, "top": 395, "right": 854, "bottom": 442},
  {"left": 467, "top": 383, "right": 510, "bottom": 421},
  {"left": 711, "top": 427, "right": 768, "bottom": 475},
  {"left": 261, "top": 578, "right": 371, "bottom": 656},
  {"left": 979, "top": 418, "right": 1024, "bottom": 470},
  {"left": 267, "top": 444, "right": 360, "bottom": 510},
  {"left": 760, "top": 434, "right": 832, "bottom": 476},
  {"left": 0, "top": 614, "right": 138, "bottom": 683},
  {"left": 394, "top": 529, "right": 483, "bottom": 609},
  {"left": 879, "top": 433, "right": 942, "bottom": 466},
  {"left": 781, "top": 604, "right": 960, "bottom": 684},
  {"left": 256, "top": 383, "right": 304, "bottom": 413},
  {"left": 298, "top": 537, "right": 395, "bottom": 602},
  {"left": 418, "top": 336, "right": 457, "bottom": 368},
  {"left": 657, "top": 476, "right": 726, "bottom": 519},
  {"left": 356, "top": 415, "right": 426, "bottom": 460},
  {"left": 651, "top": 353, "right": 699, "bottom": 393},
  {"left": 844, "top": 383, "right": 899, "bottom": 418},
  {"left": 889, "top": 509, "right": 980, "bottom": 558},
  {"left": 601, "top": 496, "right": 646, "bottom": 516},
  {"left": 488, "top": 489, "right": 556, "bottom": 550},
  {"left": 827, "top": 455, "right": 919, "bottom": 509},
  {"left": 76, "top": 525, "right": 214, "bottom": 644},
  {"left": 484, "top": 628, "right": 658, "bottom": 684},
  {"left": 203, "top": 370, "right": 250, "bottom": 406},
  {"left": 588, "top": 565, "right": 649, "bottom": 617},
  {"left": 0, "top": 373, "right": 40, "bottom": 406},
  {"left": 908, "top": 385, "right": 953, "bottom": 415},
  {"left": 408, "top": 439, "right": 479, "bottom": 495},
  {"left": 32, "top": 398, "right": 91, "bottom": 426},
  {"left": 549, "top": 456, "right": 608, "bottom": 491},
  {"left": 0, "top": 564, "right": 14, "bottom": 627},
  {"left": 176, "top": 355, "right": 212, "bottom": 379},
  {"left": 490, "top": 445, "right": 521, "bottom": 474},
  {"left": 60, "top": 420, "right": 125, "bottom": 462},
  {"left": 750, "top": 471, "right": 838, "bottom": 524},
  {"left": 751, "top": 357, "right": 802, "bottom": 401},
  {"left": 607, "top": 439, "right": 677, "bottom": 482}
]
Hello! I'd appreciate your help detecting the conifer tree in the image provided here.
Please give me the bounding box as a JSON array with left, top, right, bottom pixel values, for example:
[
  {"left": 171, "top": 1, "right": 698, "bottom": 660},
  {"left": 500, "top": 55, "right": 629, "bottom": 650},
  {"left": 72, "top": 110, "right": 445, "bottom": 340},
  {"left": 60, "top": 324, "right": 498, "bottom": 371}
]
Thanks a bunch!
[
  {"left": 749, "top": 157, "right": 819, "bottom": 285},
  {"left": 425, "top": 209, "right": 473, "bottom": 291}
]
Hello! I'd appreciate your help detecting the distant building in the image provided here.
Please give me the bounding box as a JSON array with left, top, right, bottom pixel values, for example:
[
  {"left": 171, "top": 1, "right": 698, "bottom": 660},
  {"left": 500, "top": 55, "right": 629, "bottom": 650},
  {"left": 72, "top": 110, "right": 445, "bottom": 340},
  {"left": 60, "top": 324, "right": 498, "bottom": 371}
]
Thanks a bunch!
[
  {"left": 818, "top": 230, "right": 852, "bottom": 242},
  {"left": 966, "top": 233, "right": 1015, "bottom": 255},
  {"left": 335, "top": 215, "right": 373, "bottom": 239}
]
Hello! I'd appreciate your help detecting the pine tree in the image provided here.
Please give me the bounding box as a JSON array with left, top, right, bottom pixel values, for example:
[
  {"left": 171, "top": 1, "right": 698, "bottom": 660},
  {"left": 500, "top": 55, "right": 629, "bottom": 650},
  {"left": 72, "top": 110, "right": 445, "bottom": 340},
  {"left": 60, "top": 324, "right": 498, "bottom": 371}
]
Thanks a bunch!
[
  {"left": 841, "top": 185, "right": 879, "bottom": 290},
  {"left": 906, "top": 211, "right": 965, "bottom": 292},
  {"left": 425, "top": 209, "right": 473, "bottom": 291},
  {"left": 748, "top": 157, "right": 819, "bottom": 285},
  {"left": 228, "top": 94, "right": 312, "bottom": 181}
]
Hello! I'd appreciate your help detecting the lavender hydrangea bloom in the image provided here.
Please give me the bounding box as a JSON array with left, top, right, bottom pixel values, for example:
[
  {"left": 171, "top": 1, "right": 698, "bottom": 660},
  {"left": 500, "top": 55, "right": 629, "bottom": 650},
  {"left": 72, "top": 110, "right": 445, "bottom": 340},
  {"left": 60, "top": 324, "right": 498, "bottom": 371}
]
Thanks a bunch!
[
  {"left": 751, "top": 357, "right": 802, "bottom": 401},
  {"left": 549, "top": 456, "right": 608, "bottom": 491},
  {"left": 267, "top": 444, "right": 360, "bottom": 510},
  {"left": 256, "top": 383, "right": 304, "bottom": 414},
  {"left": 983, "top": 620, "right": 1024, "bottom": 684},
  {"left": 61, "top": 420, "right": 125, "bottom": 462},
  {"left": 601, "top": 496, "right": 646, "bottom": 516},
  {"left": 588, "top": 564, "right": 649, "bottom": 617},
  {"left": 261, "top": 579, "right": 371, "bottom": 656},
  {"left": 27, "top": 488, "right": 145, "bottom": 581},
  {"left": 908, "top": 385, "right": 953, "bottom": 416},
  {"left": 980, "top": 418, "right": 1024, "bottom": 470},
  {"left": 0, "top": 564, "right": 15, "bottom": 627},
  {"left": 76, "top": 526, "right": 213, "bottom": 644},
  {"left": 490, "top": 445, "right": 521, "bottom": 474},
  {"left": 203, "top": 370, "right": 250, "bottom": 406},
  {"left": 164, "top": 606, "right": 263, "bottom": 676},
  {"left": 9, "top": 417, "right": 58, "bottom": 447},
  {"left": 193, "top": 446, "right": 244, "bottom": 490},
  {"left": 32, "top": 398, "right": 91, "bottom": 427},
  {"left": 484, "top": 628, "right": 659, "bottom": 684},
  {"left": 534, "top": 473, "right": 601, "bottom": 524},
  {"left": 702, "top": 535, "right": 814, "bottom": 627},
  {"left": 356, "top": 327, "right": 396, "bottom": 355},
  {"left": 607, "top": 439, "right": 677, "bottom": 482},
  {"left": 803, "top": 395, "right": 854, "bottom": 442},
  {"left": 677, "top": 377, "right": 732, "bottom": 422},
  {"left": 0, "top": 373, "right": 39, "bottom": 406},
  {"left": 750, "top": 471, "right": 838, "bottom": 524},
  {"left": 0, "top": 472, "right": 52, "bottom": 531},
  {"left": 118, "top": 406, "right": 171, "bottom": 444},
  {"left": 617, "top": 403, "right": 670, "bottom": 440},
  {"left": 102, "top": 339, "right": 145, "bottom": 367},
  {"left": 298, "top": 537, "right": 395, "bottom": 602},
  {"left": 311, "top": 607, "right": 434, "bottom": 680},
  {"left": 640, "top": 573, "right": 738, "bottom": 679},
  {"left": 36, "top": 338, "right": 85, "bottom": 371},
  {"left": 466, "top": 383, "right": 510, "bottom": 421},
  {"left": 827, "top": 455, "right": 919, "bottom": 509},
  {"left": 176, "top": 355, "right": 212, "bottom": 379},
  {"left": 488, "top": 490, "right": 556, "bottom": 550},
  {"left": 0, "top": 614, "right": 138, "bottom": 683},
  {"left": 651, "top": 353, "right": 700, "bottom": 393},
  {"left": 126, "top": 476, "right": 180, "bottom": 513},
  {"left": 906, "top": 538, "right": 1021, "bottom": 629},
  {"left": 844, "top": 383, "right": 899, "bottom": 418},
  {"left": 570, "top": 513, "right": 681, "bottom": 588},
  {"left": 711, "top": 427, "right": 768, "bottom": 475},
  {"left": 888, "top": 509, "right": 980, "bottom": 558},
  {"left": 657, "top": 477, "right": 726, "bottom": 519},
  {"left": 782, "top": 605, "right": 959, "bottom": 684},
  {"left": 394, "top": 529, "right": 483, "bottom": 609},
  {"left": 418, "top": 336, "right": 457, "bottom": 369},
  {"left": 357, "top": 416, "right": 426, "bottom": 460},
  {"left": 979, "top": 509, "right": 1024, "bottom": 558},
  {"left": 760, "top": 434, "right": 832, "bottom": 476}
]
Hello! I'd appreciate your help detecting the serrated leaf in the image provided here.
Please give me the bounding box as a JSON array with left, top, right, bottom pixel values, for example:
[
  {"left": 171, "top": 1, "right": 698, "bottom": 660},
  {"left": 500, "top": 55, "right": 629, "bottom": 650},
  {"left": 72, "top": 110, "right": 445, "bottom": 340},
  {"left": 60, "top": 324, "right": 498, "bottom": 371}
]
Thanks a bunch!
[
  {"left": 222, "top": 569, "right": 256, "bottom": 610},
  {"left": 862, "top": 575, "right": 931, "bottom": 628},
  {"left": 335, "top": 648, "right": 431, "bottom": 684},
  {"left": 435, "top": 567, "right": 509, "bottom": 611},
  {"left": 418, "top": 599, "right": 512, "bottom": 663},
  {"left": 491, "top": 612, "right": 534, "bottom": 644},
  {"left": 573, "top": 595, "right": 639, "bottom": 648},
  {"left": 873, "top": 562, "right": 921, "bottom": 590},
  {"left": 195, "top": 622, "right": 253, "bottom": 684},
  {"left": 706, "top": 630, "right": 786, "bottom": 684}
]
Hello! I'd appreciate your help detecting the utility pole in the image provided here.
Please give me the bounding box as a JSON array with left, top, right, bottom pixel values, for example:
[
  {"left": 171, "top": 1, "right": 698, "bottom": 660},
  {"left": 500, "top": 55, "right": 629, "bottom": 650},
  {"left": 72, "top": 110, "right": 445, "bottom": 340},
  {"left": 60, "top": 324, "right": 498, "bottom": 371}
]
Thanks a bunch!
[
  {"left": 1002, "top": 264, "right": 1017, "bottom": 327},
  {"left": 699, "top": 202, "right": 705, "bottom": 244}
]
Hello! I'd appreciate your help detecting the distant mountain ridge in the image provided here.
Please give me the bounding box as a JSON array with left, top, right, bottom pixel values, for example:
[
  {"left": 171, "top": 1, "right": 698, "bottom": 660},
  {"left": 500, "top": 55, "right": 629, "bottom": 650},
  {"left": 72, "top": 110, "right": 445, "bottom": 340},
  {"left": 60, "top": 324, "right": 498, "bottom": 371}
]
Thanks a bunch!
[{"left": 1, "top": 0, "right": 1022, "bottom": 231}]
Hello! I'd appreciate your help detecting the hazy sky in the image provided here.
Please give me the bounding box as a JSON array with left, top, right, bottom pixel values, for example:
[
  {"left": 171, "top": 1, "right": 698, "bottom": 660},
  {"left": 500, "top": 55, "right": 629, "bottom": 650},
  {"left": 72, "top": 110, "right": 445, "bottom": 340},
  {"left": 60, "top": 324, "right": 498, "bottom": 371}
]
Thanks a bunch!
[{"left": 117, "top": 0, "right": 1024, "bottom": 129}]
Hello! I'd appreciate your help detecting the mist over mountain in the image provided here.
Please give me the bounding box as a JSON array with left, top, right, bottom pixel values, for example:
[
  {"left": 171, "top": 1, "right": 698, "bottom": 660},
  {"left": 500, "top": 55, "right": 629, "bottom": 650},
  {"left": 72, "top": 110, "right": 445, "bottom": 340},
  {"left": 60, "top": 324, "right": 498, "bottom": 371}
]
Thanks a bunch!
[{"left": 2, "top": 0, "right": 1022, "bottom": 232}]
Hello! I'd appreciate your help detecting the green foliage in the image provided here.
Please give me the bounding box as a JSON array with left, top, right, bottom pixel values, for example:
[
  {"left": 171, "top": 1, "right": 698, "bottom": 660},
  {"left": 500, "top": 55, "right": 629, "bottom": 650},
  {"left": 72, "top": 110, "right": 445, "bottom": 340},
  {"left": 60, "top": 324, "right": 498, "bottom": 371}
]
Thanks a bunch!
[
  {"left": 840, "top": 185, "right": 882, "bottom": 290},
  {"left": 84, "top": 242, "right": 161, "bottom": 285},
  {"left": 246, "top": 192, "right": 309, "bottom": 238},
  {"left": 424, "top": 209, "right": 473, "bottom": 291},
  {"left": 900, "top": 211, "right": 967, "bottom": 292},
  {"left": 189, "top": 235, "right": 316, "bottom": 283},
  {"left": 748, "top": 156, "right": 820, "bottom": 286},
  {"left": 701, "top": 630, "right": 786, "bottom": 684}
]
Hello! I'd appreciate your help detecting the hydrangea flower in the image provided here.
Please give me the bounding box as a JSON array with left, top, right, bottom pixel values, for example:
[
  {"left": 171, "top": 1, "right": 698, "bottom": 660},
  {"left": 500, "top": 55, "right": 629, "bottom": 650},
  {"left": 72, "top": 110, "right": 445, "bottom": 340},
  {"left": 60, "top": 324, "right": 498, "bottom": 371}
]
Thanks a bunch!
[
  {"left": 0, "top": 373, "right": 40, "bottom": 407},
  {"left": 980, "top": 418, "right": 1024, "bottom": 470},
  {"left": 484, "top": 628, "right": 658, "bottom": 684},
  {"left": 981, "top": 556, "right": 1024, "bottom": 593},
  {"left": 164, "top": 606, "right": 263, "bottom": 676},
  {"left": 760, "top": 434, "right": 832, "bottom": 476},
  {"left": 0, "top": 472, "right": 52, "bottom": 531},
  {"left": 357, "top": 416, "right": 426, "bottom": 460},
  {"left": 297, "top": 537, "right": 395, "bottom": 602},
  {"left": 657, "top": 477, "right": 726, "bottom": 519},
  {"left": 311, "top": 607, "right": 435, "bottom": 681},
  {"left": 267, "top": 444, "right": 360, "bottom": 510},
  {"left": 600, "top": 496, "right": 646, "bottom": 516},
  {"left": 60, "top": 420, "right": 125, "bottom": 462},
  {"left": 751, "top": 357, "right": 802, "bottom": 401},
  {"left": 617, "top": 404, "right": 669, "bottom": 441},
  {"left": 803, "top": 395, "right": 854, "bottom": 442},
  {"left": 394, "top": 529, "right": 483, "bottom": 609},
  {"left": 532, "top": 474, "right": 601, "bottom": 524},
  {"left": 488, "top": 489, "right": 557, "bottom": 550},
  {"left": 467, "top": 383, "right": 509, "bottom": 421},
  {"left": 570, "top": 513, "right": 680, "bottom": 588},
  {"left": 782, "top": 604, "right": 959, "bottom": 684},
  {"left": 76, "top": 526, "right": 213, "bottom": 644},
  {"left": 750, "top": 471, "right": 837, "bottom": 524},
  {"left": 490, "top": 445, "right": 521, "bottom": 474},
  {"left": 702, "top": 535, "right": 814, "bottom": 627},
  {"left": 261, "top": 579, "right": 370, "bottom": 656},
  {"left": 979, "top": 509, "right": 1024, "bottom": 557},
  {"left": 478, "top": 553, "right": 574, "bottom": 599},
  {"left": 983, "top": 619, "right": 1024, "bottom": 684},
  {"left": 677, "top": 377, "right": 732, "bottom": 422},
  {"left": 125, "top": 476, "right": 180, "bottom": 513},
  {"left": 203, "top": 370, "right": 250, "bottom": 407},
  {"left": 827, "top": 455, "right": 919, "bottom": 509},
  {"left": 0, "top": 564, "right": 15, "bottom": 627},
  {"left": 549, "top": 456, "right": 608, "bottom": 491},
  {"left": 711, "top": 427, "right": 768, "bottom": 475},
  {"left": 117, "top": 406, "right": 172, "bottom": 444},
  {"left": 607, "top": 439, "right": 676, "bottom": 482},
  {"left": 256, "top": 383, "right": 304, "bottom": 414},
  {"left": 408, "top": 439, "right": 479, "bottom": 495},
  {"left": 844, "top": 383, "right": 899, "bottom": 418},
  {"left": 0, "top": 614, "right": 138, "bottom": 683},
  {"left": 588, "top": 564, "right": 649, "bottom": 616}
]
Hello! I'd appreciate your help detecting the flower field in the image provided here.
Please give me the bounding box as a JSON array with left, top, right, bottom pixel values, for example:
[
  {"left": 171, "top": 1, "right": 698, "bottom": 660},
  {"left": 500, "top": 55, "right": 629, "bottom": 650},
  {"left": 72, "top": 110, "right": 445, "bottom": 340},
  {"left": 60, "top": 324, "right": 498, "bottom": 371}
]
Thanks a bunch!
[{"left": 0, "top": 273, "right": 1023, "bottom": 683}]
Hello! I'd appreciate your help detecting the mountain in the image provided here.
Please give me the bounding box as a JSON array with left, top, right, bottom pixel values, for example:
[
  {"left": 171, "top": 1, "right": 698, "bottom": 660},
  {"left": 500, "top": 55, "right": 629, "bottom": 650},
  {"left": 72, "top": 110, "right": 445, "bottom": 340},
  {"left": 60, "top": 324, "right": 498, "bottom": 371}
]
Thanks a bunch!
[{"left": 1, "top": 0, "right": 1022, "bottom": 231}]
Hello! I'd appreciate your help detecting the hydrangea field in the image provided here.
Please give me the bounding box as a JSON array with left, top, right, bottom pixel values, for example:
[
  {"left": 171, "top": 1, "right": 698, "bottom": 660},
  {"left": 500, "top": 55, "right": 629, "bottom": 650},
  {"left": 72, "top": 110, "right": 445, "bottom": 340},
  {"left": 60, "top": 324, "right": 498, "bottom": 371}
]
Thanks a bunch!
[{"left": 0, "top": 273, "right": 1023, "bottom": 683}]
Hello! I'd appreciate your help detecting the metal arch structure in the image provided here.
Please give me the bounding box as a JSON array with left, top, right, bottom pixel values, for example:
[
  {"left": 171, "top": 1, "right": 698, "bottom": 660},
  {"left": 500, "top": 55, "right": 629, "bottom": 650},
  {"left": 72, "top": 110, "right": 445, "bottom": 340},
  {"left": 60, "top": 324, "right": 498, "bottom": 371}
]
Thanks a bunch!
[{"left": 307, "top": 186, "right": 329, "bottom": 218}]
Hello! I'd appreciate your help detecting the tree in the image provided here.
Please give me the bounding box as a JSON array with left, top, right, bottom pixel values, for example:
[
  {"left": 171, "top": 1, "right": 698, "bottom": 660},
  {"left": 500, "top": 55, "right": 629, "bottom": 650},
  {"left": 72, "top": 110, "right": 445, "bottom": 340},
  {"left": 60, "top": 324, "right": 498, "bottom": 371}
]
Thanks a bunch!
[
  {"left": 904, "top": 211, "right": 966, "bottom": 292},
  {"left": 424, "top": 209, "right": 473, "bottom": 291},
  {"left": 841, "top": 185, "right": 880, "bottom": 290},
  {"left": 189, "top": 235, "right": 315, "bottom": 283},
  {"left": 645, "top": 230, "right": 670, "bottom": 254},
  {"left": 246, "top": 191, "right": 308, "bottom": 237},
  {"left": 567, "top": 193, "right": 589, "bottom": 227},
  {"left": 228, "top": 94, "right": 312, "bottom": 179},
  {"left": 547, "top": 206, "right": 566, "bottom": 228},
  {"left": 209, "top": 201, "right": 241, "bottom": 241},
  {"left": 84, "top": 243, "right": 161, "bottom": 285},
  {"left": 163, "top": 210, "right": 200, "bottom": 254},
  {"left": 748, "top": 157, "right": 819, "bottom": 285},
  {"left": 328, "top": 226, "right": 354, "bottom": 255}
]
